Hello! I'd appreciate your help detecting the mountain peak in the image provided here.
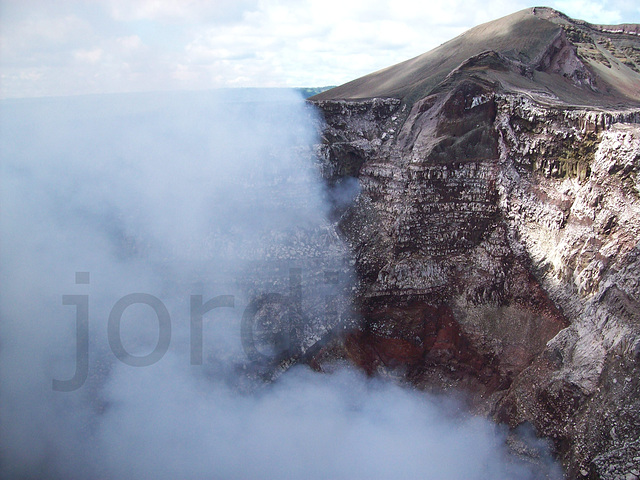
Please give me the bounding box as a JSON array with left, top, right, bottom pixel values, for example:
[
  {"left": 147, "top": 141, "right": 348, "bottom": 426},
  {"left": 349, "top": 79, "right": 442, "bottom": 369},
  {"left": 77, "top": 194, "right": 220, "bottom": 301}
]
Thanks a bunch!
[
  {"left": 531, "top": 6, "right": 568, "bottom": 20},
  {"left": 312, "top": 8, "right": 640, "bottom": 107}
]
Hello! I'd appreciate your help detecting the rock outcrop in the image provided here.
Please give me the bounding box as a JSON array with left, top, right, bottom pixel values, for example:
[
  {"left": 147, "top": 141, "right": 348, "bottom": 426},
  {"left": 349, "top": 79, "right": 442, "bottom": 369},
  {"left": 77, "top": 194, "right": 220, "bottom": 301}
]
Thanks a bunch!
[{"left": 308, "top": 7, "right": 640, "bottom": 479}]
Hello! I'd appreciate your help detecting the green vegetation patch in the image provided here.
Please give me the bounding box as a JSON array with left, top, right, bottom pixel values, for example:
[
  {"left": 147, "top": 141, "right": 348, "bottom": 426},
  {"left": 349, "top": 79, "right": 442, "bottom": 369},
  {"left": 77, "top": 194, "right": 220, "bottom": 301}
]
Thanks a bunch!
[
  {"left": 562, "top": 25, "right": 594, "bottom": 45},
  {"left": 533, "top": 135, "right": 598, "bottom": 181}
]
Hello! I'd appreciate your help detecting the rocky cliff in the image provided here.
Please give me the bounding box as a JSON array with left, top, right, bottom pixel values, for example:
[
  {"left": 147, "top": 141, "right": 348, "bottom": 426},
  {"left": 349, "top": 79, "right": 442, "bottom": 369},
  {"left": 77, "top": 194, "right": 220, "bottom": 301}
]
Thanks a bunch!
[{"left": 308, "top": 7, "right": 640, "bottom": 479}]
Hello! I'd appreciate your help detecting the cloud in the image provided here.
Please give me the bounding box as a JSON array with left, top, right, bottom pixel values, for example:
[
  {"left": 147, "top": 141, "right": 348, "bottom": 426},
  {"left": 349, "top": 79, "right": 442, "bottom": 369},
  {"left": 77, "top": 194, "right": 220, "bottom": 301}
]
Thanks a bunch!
[
  {"left": 74, "top": 47, "right": 104, "bottom": 63},
  {"left": 0, "top": 0, "right": 639, "bottom": 97},
  {"left": 0, "top": 13, "right": 94, "bottom": 62},
  {"left": 555, "top": 0, "right": 624, "bottom": 23},
  {"left": 106, "top": 0, "right": 259, "bottom": 23},
  {"left": 116, "top": 35, "right": 144, "bottom": 51}
]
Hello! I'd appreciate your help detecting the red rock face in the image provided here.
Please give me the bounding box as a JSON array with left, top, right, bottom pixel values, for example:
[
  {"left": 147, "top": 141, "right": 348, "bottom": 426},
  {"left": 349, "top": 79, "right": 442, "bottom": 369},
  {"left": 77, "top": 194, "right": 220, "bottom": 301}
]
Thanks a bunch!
[
  {"left": 346, "top": 301, "right": 464, "bottom": 371},
  {"left": 343, "top": 291, "right": 567, "bottom": 403},
  {"left": 356, "top": 301, "right": 478, "bottom": 369}
]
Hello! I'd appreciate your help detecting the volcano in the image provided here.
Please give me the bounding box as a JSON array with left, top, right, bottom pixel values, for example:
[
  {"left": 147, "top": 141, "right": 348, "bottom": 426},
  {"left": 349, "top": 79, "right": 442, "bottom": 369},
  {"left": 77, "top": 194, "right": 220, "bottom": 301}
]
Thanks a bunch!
[
  {"left": 313, "top": 7, "right": 640, "bottom": 106},
  {"left": 308, "top": 7, "right": 640, "bottom": 479}
]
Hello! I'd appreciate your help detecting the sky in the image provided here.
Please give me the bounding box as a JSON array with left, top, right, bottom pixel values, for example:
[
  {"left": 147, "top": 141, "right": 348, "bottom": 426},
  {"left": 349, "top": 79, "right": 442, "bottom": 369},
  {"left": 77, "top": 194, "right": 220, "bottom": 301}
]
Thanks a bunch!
[{"left": 1, "top": 0, "right": 640, "bottom": 98}]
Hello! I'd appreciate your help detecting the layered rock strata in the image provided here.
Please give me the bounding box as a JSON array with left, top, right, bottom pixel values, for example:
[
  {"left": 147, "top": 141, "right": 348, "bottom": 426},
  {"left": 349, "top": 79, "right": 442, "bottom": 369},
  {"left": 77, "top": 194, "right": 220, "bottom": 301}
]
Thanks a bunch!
[{"left": 307, "top": 7, "right": 640, "bottom": 479}]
